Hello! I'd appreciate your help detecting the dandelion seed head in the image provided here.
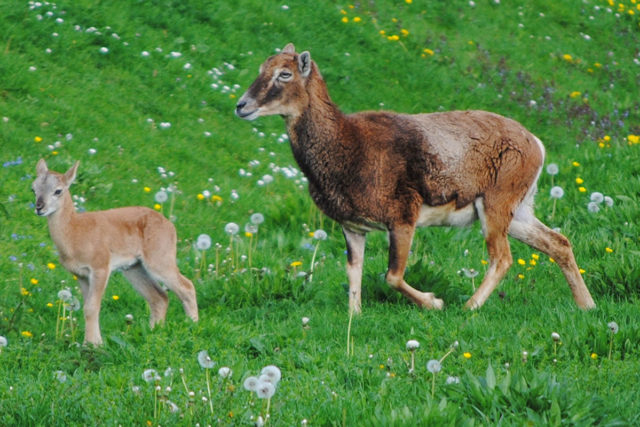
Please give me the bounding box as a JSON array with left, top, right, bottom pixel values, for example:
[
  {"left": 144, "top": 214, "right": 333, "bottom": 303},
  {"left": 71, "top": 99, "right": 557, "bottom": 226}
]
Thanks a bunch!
[
  {"left": 218, "top": 366, "right": 232, "bottom": 379},
  {"left": 197, "top": 350, "right": 215, "bottom": 369},
  {"left": 154, "top": 190, "right": 168, "bottom": 203},
  {"left": 224, "top": 222, "right": 239, "bottom": 235},
  {"left": 256, "top": 380, "right": 276, "bottom": 399},
  {"left": 608, "top": 321, "right": 619, "bottom": 334},
  {"left": 604, "top": 196, "right": 614, "bottom": 207},
  {"left": 550, "top": 186, "right": 564, "bottom": 199},
  {"left": 142, "top": 369, "right": 159, "bottom": 383},
  {"left": 406, "top": 339, "right": 420, "bottom": 351},
  {"left": 301, "top": 316, "right": 310, "bottom": 326},
  {"left": 313, "top": 229, "right": 328, "bottom": 240},
  {"left": 426, "top": 359, "right": 442, "bottom": 373},
  {"left": 0, "top": 336, "right": 7, "bottom": 347},
  {"left": 243, "top": 376, "right": 259, "bottom": 391},
  {"left": 546, "top": 163, "right": 559, "bottom": 175},
  {"left": 260, "top": 365, "right": 282, "bottom": 384},
  {"left": 587, "top": 201, "right": 600, "bottom": 213},
  {"left": 250, "top": 213, "right": 265, "bottom": 225},
  {"left": 590, "top": 192, "right": 604, "bottom": 204},
  {"left": 196, "top": 234, "right": 212, "bottom": 251},
  {"left": 57, "top": 289, "right": 72, "bottom": 302},
  {"left": 551, "top": 332, "right": 560, "bottom": 342}
]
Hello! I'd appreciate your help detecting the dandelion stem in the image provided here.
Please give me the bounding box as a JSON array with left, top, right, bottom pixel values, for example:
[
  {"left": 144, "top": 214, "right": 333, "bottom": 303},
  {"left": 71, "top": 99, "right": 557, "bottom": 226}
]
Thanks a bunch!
[
  {"left": 431, "top": 372, "right": 436, "bottom": 398},
  {"left": 608, "top": 334, "right": 614, "bottom": 360},
  {"left": 205, "top": 369, "right": 214, "bottom": 415},
  {"left": 309, "top": 242, "right": 320, "bottom": 282},
  {"left": 248, "top": 234, "right": 253, "bottom": 268}
]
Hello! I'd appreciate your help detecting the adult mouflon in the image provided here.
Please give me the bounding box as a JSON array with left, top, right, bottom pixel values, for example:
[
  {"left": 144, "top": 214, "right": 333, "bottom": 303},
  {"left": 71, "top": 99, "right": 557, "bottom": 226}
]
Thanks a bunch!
[{"left": 236, "top": 43, "right": 595, "bottom": 313}]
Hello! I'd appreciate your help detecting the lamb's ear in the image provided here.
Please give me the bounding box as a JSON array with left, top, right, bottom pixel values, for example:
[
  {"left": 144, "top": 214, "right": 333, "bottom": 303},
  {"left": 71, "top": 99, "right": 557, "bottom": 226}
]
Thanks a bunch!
[
  {"left": 64, "top": 161, "right": 79, "bottom": 185},
  {"left": 283, "top": 43, "right": 295, "bottom": 54},
  {"left": 298, "top": 51, "right": 311, "bottom": 77},
  {"left": 36, "top": 159, "right": 48, "bottom": 176}
]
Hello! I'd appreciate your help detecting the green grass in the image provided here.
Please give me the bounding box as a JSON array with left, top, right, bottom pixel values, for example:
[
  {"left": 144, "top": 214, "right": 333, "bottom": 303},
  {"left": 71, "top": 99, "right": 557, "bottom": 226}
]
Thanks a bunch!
[{"left": 1, "top": 0, "right": 640, "bottom": 425}]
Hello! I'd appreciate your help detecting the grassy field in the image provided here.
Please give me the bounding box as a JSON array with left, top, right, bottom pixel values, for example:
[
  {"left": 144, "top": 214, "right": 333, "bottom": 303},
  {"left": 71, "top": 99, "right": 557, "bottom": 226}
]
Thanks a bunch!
[{"left": 1, "top": 0, "right": 639, "bottom": 425}]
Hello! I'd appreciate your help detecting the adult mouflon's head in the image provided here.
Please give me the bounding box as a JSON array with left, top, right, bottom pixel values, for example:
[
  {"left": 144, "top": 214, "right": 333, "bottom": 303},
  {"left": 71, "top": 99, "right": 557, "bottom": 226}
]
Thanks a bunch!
[
  {"left": 32, "top": 159, "right": 78, "bottom": 217},
  {"left": 235, "top": 43, "right": 313, "bottom": 121}
]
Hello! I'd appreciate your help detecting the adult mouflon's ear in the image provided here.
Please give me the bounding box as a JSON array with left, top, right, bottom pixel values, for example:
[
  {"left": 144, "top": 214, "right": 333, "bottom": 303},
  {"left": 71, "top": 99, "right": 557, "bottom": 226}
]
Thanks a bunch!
[
  {"left": 283, "top": 43, "right": 295, "bottom": 54},
  {"left": 298, "top": 51, "right": 311, "bottom": 77}
]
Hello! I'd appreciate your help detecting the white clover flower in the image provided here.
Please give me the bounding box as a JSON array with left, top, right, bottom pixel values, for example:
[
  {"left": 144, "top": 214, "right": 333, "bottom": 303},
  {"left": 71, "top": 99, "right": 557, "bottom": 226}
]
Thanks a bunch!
[
  {"left": 196, "top": 233, "right": 212, "bottom": 251},
  {"left": 224, "top": 222, "right": 239, "bottom": 235},
  {"left": 587, "top": 202, "right": 600, "bottom": 213},
  {"left": 445, "top": 376, "right": 460, "bottom": 384},
  {"left": 256, "top": 380, "right": 276, "bottom": 399},
  {"left": 0, "top": 336, "right": 7, "bottom": 347},
  {"left": 260, "top": 365, "right": 282, "bottom": 384},
  {"left": 546, "top": 163, "right": 559, "bottom": 175},
  {"left": 141, "top": 51, "right": 150, "bottom": 57},
  {"left": 154, "top": 190, "right": 168, "bottom": 203},
  {"left": 169, "top": 51, "right": 182, "bottom": 58},
  {"left": 551, "top": 332, "right": 560, "bottom": 342},
  {"left": 426, "top": 359, "right": 442, "bottom": 374},
  {"left": 159, "top": 122, "right": 171, "bottom": 129},
  {"left": 88, "top": 148, "right": 97, "bottom": 155},
  {"left": 142, "top": 369, "right": 159, "bottom": 383},
  {"left": 604, "top": 196, "right": 614, "bottom": 207},
  {"left": 608, "top": 321, "right": 619, "bottom": 334},
  {"left": 250, "top": 213, "right": 265, "bottom": 225},
  {"left": 197, "top": 350, "right": 215, "bottom": 369},
  {"left": 99, "top": 47, "right": 109, "bottom": 54},
  {"left": 406, "top": 339, "right": 420, "bottom": 351},
  {"left": 218, "top": 366, "right": 232, "bottom": 379},
  {"left": 57, "top": 289, "right": 72, "bottom": 302},
  {"left": 262, "top": 174, "right": 274, "bottom": 184},
  {"left": 54, "top": 370, "right": 67, "bottom": 383},
  {"left": 550, "top": 186, "right": 564, "bottom": 199},
  {"left": 313, "top": 229, "right": 328, "bottom": 240},
  {"left": 590, "top": 192, "right": 604, "bottom": 204},
  {"left": 243, "top": 376, "right": 259, "bottom": 391}
]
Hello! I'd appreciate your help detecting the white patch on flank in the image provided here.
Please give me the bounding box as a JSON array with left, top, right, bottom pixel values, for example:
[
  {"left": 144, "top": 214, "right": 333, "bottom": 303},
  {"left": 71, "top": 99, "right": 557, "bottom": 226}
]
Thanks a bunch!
[{"left": 416, "top": 200, "right": 477, "bottom": 228}]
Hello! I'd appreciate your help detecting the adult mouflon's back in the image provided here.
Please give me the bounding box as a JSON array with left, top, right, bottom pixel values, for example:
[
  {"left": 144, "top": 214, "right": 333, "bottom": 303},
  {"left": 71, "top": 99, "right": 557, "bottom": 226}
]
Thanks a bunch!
[{"left": 236, "top": 43, "right": 595, "bottom": 313}]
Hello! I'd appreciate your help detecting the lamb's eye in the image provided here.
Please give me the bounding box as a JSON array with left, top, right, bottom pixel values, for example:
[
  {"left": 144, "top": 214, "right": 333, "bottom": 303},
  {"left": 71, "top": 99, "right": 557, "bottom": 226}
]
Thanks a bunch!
[
  {"left": 54, "top": 189, "right": 62, "bottom": 196},
  {"left": 278, "top": 71, "right": 292, "bottom": 80}
]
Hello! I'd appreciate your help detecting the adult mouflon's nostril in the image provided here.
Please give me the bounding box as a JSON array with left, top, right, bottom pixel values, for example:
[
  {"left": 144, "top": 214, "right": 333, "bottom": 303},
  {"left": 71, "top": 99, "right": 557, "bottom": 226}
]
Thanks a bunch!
[{"left": 236, "top": 101, "right": 246, "bottom": 111}]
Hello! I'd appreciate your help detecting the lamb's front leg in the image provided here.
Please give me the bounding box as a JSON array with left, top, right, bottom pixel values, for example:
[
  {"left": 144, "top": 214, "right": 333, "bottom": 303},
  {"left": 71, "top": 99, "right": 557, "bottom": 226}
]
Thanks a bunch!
[
  {"left": 343, "top": 228, "right": 366, "bottom": 314},
  {"left": 386, "top": 224, "right": 444, "bottom": 309},
  {"left": 82, "top": 268, "right": 110, "bottom": 346}
]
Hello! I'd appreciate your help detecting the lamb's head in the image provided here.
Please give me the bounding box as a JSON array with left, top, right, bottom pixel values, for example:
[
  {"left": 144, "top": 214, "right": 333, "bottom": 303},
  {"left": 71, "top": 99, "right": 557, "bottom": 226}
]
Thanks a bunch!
[
  {"left": 32, "top": 159, "right": 78, "bottom": 217},
  {"left": 235, "top": 43, "right": 313, "bottom": 121}
]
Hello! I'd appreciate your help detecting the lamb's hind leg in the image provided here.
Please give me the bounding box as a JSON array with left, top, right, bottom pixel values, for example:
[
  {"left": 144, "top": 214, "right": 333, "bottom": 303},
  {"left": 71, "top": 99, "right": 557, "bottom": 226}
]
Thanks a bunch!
[
  {"left": 508, "top": 208, "right": 595, "bottom": 309},
  {"left": 121, "top": 263, "right": 169, "bottom": 327},
  {"left": 386, "top": 224, "right": 444, "bottom": 309},
  {"left": 144, "top": 261, "right": 199, "bottom": 322}
]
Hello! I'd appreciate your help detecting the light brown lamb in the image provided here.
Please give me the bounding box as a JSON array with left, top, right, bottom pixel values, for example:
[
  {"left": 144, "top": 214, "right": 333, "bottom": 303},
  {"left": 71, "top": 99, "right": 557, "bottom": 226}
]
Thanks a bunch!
[{"left": 236, "top": 43, "right": 595, "bottom": 313}]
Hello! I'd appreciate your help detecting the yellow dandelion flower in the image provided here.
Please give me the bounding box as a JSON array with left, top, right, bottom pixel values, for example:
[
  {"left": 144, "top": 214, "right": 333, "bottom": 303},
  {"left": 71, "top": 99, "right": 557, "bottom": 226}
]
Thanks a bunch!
[
  {"left": 229, "top": 94, "right": 236, "bottom": 99},
  {"left": 245, "top": 232, "right": 253, "bottom": 238},
  {"left": 52, "top": 151, "right": 58, "bottom": 156},
  {"left": 341, "top": 16, "right": 348, "bottom": 23},
  {"left": 30, "top": 278, "right": 38, "bottom": 285},
  {"left": 423, "top": 48, "right": 434, "bottom": 56},
  {"left": 518, "top": 273, "right": 525, "bottom": 279},
  {"left": 517, "top": 258, "right": 526, "bottom": 266},
  {"left": 387, "top": 35, "right": 400, "bottom": 41},
  {"left": 549, "top": 257, "right": 555, "bottom": 263},
  {"left": 463, "top": 352, "right": 472, "bottom": 359},
  {"left": 590, "top": 352, "right": 598, "bottom": 359},
  {"left": 570, "top": 91, "right": 581, "bottom": 98},
  {"left": 401, "top": 28, "right": 409, "bottom": 37},
  {"left": 47, "top": 302, "right": 53, "bottom": 308},
  {"left": 353, "top": 16, "right": 362, "bottom": 23},
  {"left": 112, "top": 295, "right": 119, "bottom": 301},
  {"left": 392, "top": 18, "right": 398, "bottom": 23},
  {"left": 21, "top": 331, "right": 33, "bottom": 338},
  {"left": 531, "top": 254, "right": 539, "bottom": 260},
  {"left": 21, "top": 288, "right": 30, "bottom": 296},
  {"left": 562, "top": 54, "right": 573, "bottom": 62},
  {"left": 481, "top": 259, "right": 488, "bottom": 265},
  {"left": 153, "top": 204, "right": 161, "bottom": 211},
  {"left": 605, "top": 247, "right": 613, "bottom": 253},
  {"left": 340, "top": 9, "right": 347, "bottom": 14},
  {"left": 529, "top": 259, "right": 537, "bottom": 266},
  {"left": 290, "top": 261, "right": 303, "bottom": 268},
  {"left": 406, "top": 0, "right": 413, "bottom": 3},
  {"left": 594, "top": 62, "right": 602, "bottom": 68},
  {"left": 47, "top": 262, "right": 56, "bottom": 270},
  {"left": 575, "top": 177, "right": 584, "bottom": 184},
  {"left": 628, "top": 135, "right": 640, "bottom": 144},
  {"left": 144, "top": 186, "right": 151, "bottom": 193},
  {"left": 348, "top": 4, "right": 354, "bottom": 9},
  {"left": 211, "top": 195, "right": 223, "bottom": 202},
  {"left": 197, "top": 193, "right": 205, "bottom": 201},
  {"left": 572, "top": 161, "right": 580, "bottom": 167},
  {"left": 579, "top": 268, "right": 586, "bottom": 274},
  {"left": 379, "top": 364, "right": 385, "bottom": 369},
  {"left": 604, "top": 135, "right": 611, "bottom": 142},
  {"left": 578, "top": 187, "right": 587, "bottom": 193},
  {"left": 379, "top": 30, "right": 386, "bottom": 35},
  {"left": 468, "top": 40, "right": 474, "bottom": 45},
  {"left": 34, "top": 136, "right": 43, "bottom": 143},
  {"left": 598, "top": 142, "right": 605, "bottom": 148}
]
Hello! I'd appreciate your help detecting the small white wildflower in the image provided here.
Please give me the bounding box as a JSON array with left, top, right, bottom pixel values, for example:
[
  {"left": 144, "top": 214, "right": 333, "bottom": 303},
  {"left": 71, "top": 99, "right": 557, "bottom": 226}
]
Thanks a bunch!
[
  {"left": 550, "top": 186, "right": 564, "bottom": 199},
  {"left": 427, "top": 359, "right": 442, "bottom": 373},
  {"left": 301, "top": 317, "right": 310, "bottom": 326},
  {"left": 125, "top": 313, "right": 134, "bottom": 324},
  {"left": 141, "top": 51, "right": 150, "bottom": 57},
  {"left": 608, "top": 321, "right": 619, "bottom": 334},
  {"left": 406, "top": 340, "right": 420, "bottom": 351},
  {"left": 53, "top": 370, "right": 67, "bottom": 383},
  {"left": 159, "top": 122, "right": 171, "bottom": 129},
  {"left": 99, "top": 47, "right": 109, "bottom": 54},
  {"left": 88, "top": 148, "right": 97, "bottom": 155}
]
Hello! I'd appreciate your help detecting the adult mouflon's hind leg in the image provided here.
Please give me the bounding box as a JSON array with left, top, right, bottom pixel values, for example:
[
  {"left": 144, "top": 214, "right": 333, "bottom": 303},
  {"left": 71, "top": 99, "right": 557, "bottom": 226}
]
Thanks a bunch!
[
  {"left": 508, "top": 206, "right": 595, "bottom": 309},
  {"left": 386, "top": 223, "right": 444, "bottom": 309}
]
